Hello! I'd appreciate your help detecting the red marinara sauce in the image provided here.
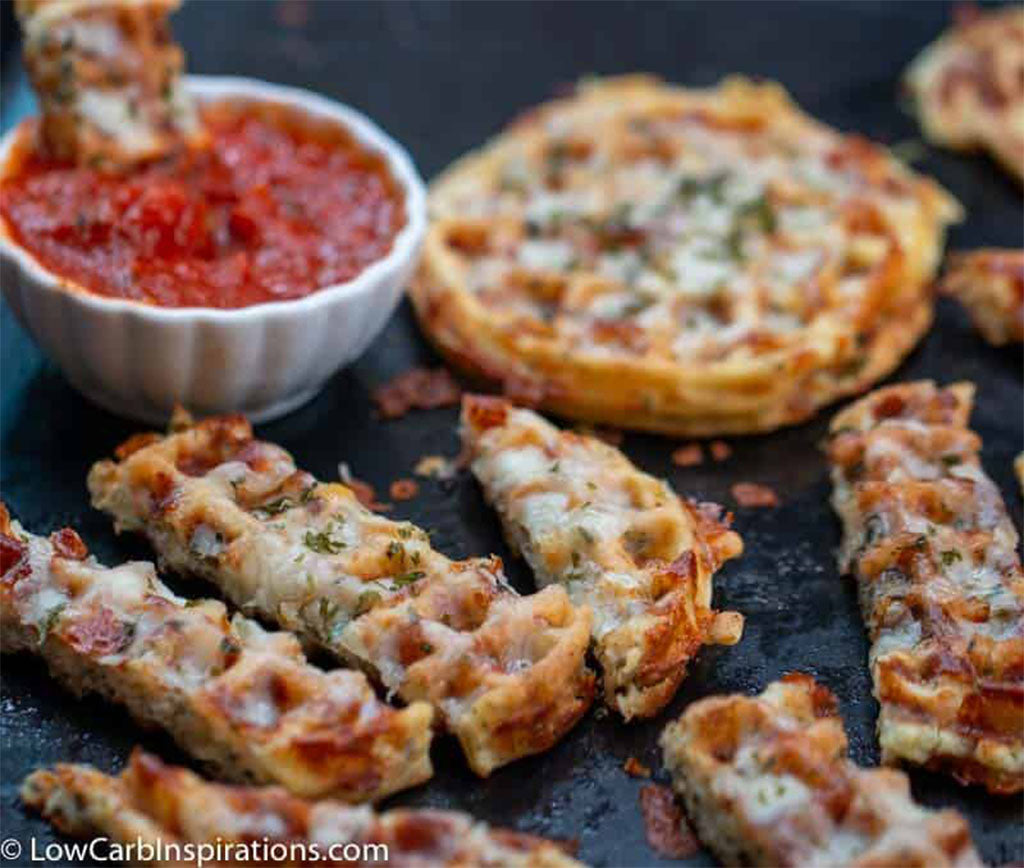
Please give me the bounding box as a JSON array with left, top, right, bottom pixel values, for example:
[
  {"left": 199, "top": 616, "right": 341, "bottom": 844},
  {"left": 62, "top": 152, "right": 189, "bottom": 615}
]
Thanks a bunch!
[{"left": 0, "top": 100, "right": 406, "bottom": 308}]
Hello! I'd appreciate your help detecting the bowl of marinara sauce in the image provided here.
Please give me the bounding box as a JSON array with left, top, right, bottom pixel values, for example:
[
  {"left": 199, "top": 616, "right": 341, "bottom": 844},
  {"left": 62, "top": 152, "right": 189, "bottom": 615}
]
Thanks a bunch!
[{"left": 0, "top": 76, "right": 426, "bottom": 423}]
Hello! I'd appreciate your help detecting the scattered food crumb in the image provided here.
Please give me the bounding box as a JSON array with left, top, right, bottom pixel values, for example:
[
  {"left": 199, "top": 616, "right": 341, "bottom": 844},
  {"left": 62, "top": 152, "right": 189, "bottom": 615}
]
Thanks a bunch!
[
  {"left": 731, "top": 482, "right": 779, "bottom": 508},
  {"left": 373, "top": 367, "right": 462, "bottom": 420},
  {"left": 623, "top": 757, "right": 651, "bottom": 778},
  {"left": 671, "top": 443, "right": 703, "bottom": 467},
  {"left": 389, "top": 478, "right": 419, "bottom": 501},
  {"left": 709, "top": 440, "right": 732, "bottom": 461},
  {"left": 338, "top": 462, "right": 391, "bottom": 511},
  {"left": 638, "top": 784, "right": 700, "bottom": 859},
  {"left": 414, "top": 454, "right": 458, "bottom": 481}
]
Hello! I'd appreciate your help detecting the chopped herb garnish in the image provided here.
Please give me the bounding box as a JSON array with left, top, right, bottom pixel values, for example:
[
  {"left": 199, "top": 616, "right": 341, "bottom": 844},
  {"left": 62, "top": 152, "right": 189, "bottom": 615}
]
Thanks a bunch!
[
  {"left": 940, "top": 454, "right": 962, "bottom": 467},
  {"left": 303, "top": 526, "right": 346, "bottom": 554},
  {"left": 576, "top": 526, "right": 595, "bottom": 545},
  {"left": 386, "top": 541, "right": 404, "bottom": 559},
  {"left": 354, "top": 590, "right": 382, "bottom": 616},
  {"left": 38, "top": 603, "right": 67, "bottom": 647},
  {"left": 392, "top": 571, "right": 426, "bottom": 587},
  {"left": 256, "top": 496, "right": 295, "bottom": 517},
  {"left": 940, "top": 549, "right": 962, "bottom": 566}
]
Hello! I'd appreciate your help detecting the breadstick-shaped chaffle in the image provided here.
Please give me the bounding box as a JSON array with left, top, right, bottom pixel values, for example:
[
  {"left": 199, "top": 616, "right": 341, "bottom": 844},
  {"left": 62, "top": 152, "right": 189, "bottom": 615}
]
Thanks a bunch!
[
  {"left": 88, "top": 412, "right": 595, "bottom": 776},
  {"left": 827, "top": 381, "right": 1023, "bottom": 793},
  {"left": 0, "top": 502, "right": 434, "bottom": 803}
]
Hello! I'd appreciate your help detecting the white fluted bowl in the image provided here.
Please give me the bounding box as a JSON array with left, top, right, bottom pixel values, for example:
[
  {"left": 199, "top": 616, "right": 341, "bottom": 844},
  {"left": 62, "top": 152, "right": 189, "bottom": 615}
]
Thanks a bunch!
[{"left": 0, "top": 76, "right": 426, "bottom": 424}]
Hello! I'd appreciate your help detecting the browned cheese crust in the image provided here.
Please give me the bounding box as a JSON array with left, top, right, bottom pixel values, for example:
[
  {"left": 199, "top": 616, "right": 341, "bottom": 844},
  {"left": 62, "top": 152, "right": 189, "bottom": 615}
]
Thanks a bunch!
[
  {"left": 22, "top": 749, "right": 584, "bottom": 868},
  {"left": 940, "top": 248, "right": 1024, "bottom": 345},
  {"left": 15, "top": 0, "right": 206, "bottom": 167},
  {"left": 461, "top": 395, "right": 743, "bottom": 718},
  {"left": 411, "top": 75, "right": 961, "bottom": 436},
  {"left": 660, "top": 674, "right": 982, "bottom": 867},
  {"left": 87, "top": 413, "right": 595, "bottom": 776},
  {"left": 905, "top": 4, "right": 1024, "bottom": 182},
  {"left": 0, "top": 503, "right": 434, "bottom": 803},
  {"left": 827, "top": 381, "right": 1024, "bottom": 794}
]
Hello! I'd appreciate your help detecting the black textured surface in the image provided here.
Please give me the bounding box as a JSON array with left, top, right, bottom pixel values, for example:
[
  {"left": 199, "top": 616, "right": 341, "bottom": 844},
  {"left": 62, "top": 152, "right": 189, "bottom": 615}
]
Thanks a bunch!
[{"left": 1, "top": 3, "right": 1022, "bottom": 866}]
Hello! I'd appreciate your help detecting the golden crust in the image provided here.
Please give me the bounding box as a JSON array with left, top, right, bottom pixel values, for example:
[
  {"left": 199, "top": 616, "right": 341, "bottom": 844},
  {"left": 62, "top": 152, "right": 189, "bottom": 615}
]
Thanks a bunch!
[
  {"left": 411, "top": 75, "right": 961, "bottom": 436},
  {"left": 87, "top": 414, "right": 594, "bottom": 776},
  {"left": 940, "top": 248, "right": 1024, "bottom": 345},
  {"left": 827, "top": 381, "right": 1024, "bottom": 794},
  {"left": 460, "top": 395, "right": 743, "bottom": 718},
  {"left": 22, "top": 749, "right": 584, "bottom": 868},
  {"left": 0, "top": 502, "right": 433, "bottom": 803},
  {"left": 905, "top": 5, "right": 1024, "bottom": 182},
  {"left": 659, "top": 674, "right": 982, "bottom": 867},
  {"left": 16, "top": 0, "right": 206, "bottom": 167}
]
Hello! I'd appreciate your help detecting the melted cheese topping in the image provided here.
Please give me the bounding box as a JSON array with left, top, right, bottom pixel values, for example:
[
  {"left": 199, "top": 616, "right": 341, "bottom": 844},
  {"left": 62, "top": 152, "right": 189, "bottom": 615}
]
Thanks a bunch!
[
  {"left": 0, "top": 504, "right": 434, "bottom": 803},
  {"left": 23, "top": 750, "right": 582, "bottom": 868},
  {"left": 828, "top": 381, "right": 1024, "bottom": 794},
  {"left": 87, "top": 414, "right": 595, "bottom": 777},
  {"left": 660, "top": 675, "right": 982, "bottom": 867},
  {"left": 412, "top": 75, "right": 961, "bottom": 436},
  {"left": 461, "top": 395, "right": 743, "bottom": 719}
]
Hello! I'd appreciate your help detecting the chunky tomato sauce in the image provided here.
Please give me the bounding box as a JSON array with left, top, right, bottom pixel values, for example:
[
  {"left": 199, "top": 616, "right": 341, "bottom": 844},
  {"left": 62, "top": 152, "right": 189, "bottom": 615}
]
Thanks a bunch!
[{"left": 0, "top": 100, "right": 405, "bottom": 308}]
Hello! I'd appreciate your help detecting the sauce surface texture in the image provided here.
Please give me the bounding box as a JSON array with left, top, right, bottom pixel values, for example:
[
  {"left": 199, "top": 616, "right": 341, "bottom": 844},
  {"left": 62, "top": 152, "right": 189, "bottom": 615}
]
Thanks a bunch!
[{"left": 0, "top": 100, "right": 405, "bottom": 309}]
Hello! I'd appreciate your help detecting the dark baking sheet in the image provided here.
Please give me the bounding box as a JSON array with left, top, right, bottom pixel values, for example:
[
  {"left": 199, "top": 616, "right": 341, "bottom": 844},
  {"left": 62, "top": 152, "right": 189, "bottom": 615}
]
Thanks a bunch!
[{"left": 1, "top": 2, "right": 1022, "bottom": 865}]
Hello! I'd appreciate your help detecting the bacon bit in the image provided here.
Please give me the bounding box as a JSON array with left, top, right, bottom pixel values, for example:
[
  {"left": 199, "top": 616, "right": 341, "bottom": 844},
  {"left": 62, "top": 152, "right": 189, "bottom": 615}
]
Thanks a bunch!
[
  {"left": 638, "top": 784, "right": 700, "bottom": 859},
  {"left": 373, "top": 367, "right": 463, "bottom": 420},
  {"left": 463, "top": 394, "right": 510, "bottom": 431},
  {"left": 338, "top": 463, "right": 391, "bottom": 512},
  {"left": 709, "top": 440, "right": 732, "bottom": 462},
  {"left": 0, "top": 533, "right": 28, "bottom": 577},
  {"left": 389, "top": 479, "right": 419, "bottom": 502},
  {"left": 623, "top": 756, "right": 651, "bottom": 778},
  {"left": 414, "top": 455, "right": 458, "bottom": 481},
  {"left": 731, "top": 482, "right": 780, "bottom": 508},
  {"left": 64, "top": 608, "right": 136, "bottom": 656},
  {"left": 671, "top": 443, "right": 703, "bottom": 467},
  {"left": 50, "top": 528, "right": 89, "bottom": 560}
]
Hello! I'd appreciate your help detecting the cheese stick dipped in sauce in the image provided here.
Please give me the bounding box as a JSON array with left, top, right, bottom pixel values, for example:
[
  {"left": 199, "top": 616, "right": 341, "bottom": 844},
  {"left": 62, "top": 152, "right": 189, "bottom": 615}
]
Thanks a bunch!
[
  {"left": 23, "top": 750, "right": 585, "bottom": 868},
  {"left": 15, "top": 0, "right": 206, "bottom": 168},
  {"left": 88, "top": 411, "right": 595, "bottom": 776},
  {"left": 0, "top": 502, "right": 434, "bottom": 803}
]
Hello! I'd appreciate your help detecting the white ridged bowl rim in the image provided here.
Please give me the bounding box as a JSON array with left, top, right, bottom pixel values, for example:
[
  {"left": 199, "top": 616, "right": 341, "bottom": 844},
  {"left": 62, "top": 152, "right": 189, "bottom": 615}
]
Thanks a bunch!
[{"left": 0, "top": 74, "right": 427, "bottom": 321}]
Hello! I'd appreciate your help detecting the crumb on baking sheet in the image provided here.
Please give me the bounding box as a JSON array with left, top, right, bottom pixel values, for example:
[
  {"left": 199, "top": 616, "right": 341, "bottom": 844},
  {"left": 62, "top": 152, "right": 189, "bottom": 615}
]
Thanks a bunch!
[
  {"left": 373, "top": 367, "right": 462, "bottom": 419},
  {"left": 389, "top": 478, "right": 419, "bottom": 501},
  {"left": 638, "top": 784, "right": 700, "bottom": 859},
  {"left": 623, "top": 756, "right": 651, "bottom": 778},
  {"left": 414, "top": 454, "right": 459, "bottom": 480},
  {"left": 731, "top": 482, "right": 779, "bottom": 508},
  {"left": 338, "top": 462, "right": 392, "bottom": 511},
  {"left": 709, "top": 440, "right": 732, "bottom": 461},
  {"left": 671, "top": 443, "right": 703, "bottom": 467}
]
